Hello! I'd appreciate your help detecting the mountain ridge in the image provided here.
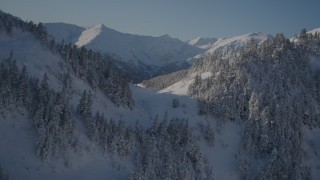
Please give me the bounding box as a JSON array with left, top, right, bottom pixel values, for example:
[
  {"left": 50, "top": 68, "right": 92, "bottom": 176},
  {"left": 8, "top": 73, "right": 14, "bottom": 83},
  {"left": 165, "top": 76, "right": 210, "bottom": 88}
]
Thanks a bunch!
[
  {"left": 187, "top": 37, "right": 217, "bottom": 49},
  {"left": 73, "top": 23, "right": 204, "bottom": 67}
]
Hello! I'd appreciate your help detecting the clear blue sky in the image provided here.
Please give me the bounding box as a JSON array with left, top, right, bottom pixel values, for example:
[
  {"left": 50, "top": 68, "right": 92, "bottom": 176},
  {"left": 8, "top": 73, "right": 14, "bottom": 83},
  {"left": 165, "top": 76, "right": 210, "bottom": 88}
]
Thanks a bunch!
[{"left": 1, "top": 0, "right": 320, "bottom": 40}]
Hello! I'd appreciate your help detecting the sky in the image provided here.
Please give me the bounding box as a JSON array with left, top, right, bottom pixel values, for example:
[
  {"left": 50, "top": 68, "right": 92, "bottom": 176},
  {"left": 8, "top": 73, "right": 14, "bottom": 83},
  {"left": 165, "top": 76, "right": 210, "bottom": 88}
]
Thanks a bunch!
[{"left": 1, "top": 0, "right": 320, "bottom": 40}]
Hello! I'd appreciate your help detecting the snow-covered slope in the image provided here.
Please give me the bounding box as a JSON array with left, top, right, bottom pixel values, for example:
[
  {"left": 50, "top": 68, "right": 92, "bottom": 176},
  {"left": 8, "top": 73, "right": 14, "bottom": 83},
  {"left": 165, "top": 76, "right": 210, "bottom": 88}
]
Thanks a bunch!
[
  {"left": 0, "top": 27, "right": 66, "bottom": 89},
  {"left": 187, "top": 37, "right": 217, "bottom": 49},
  {"left": 152, "top": 33, "right": 272, "bottom": 95},
  {"left": 0, "top": 12, "right": 240, "bottom": 180},
  {"left": 75, "top": 24, "right": 103, "bottom": 47},
  {"left": 45, "top": 23, "right": 85, "bottom": 43},
  {"left": 158, "top": 71, "right": 212, "bottom": 96},
  {"left": 188, "top": 32, "right": 272, "bottom": 61},
  {"left": 206, "top": 32, "right": 272, "bottom": 53},
  {"left": 74, "top": 24, "right": 204, "bottom": 67},
  {"left": 0, "top": 24, "right": 240, "bottom": 179},
  {"left": 0, "top": 83, "right": 242, "bottom": 180}
]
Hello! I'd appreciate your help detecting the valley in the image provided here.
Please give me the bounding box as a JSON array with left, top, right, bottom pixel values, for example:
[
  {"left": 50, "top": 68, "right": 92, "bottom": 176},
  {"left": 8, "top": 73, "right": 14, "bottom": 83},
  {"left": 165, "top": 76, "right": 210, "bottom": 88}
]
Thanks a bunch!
[{"left": 0, "top": 8, "right": 320, "bottom": 180}]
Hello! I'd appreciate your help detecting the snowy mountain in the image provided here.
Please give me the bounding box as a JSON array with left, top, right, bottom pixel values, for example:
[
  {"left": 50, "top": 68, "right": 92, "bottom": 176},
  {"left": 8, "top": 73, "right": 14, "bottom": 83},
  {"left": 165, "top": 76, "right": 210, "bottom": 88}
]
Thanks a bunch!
[
  {"left": 75, "top": 24, "right": 203, "bottom": 66},
  {"left": 45, "top": 23, "right": 85, "bottom": 44},
  {"left": 45, "top": 23, "right": 204, "bottom": 82},
  {"left": 44, "top": 24, "right": 271, "bottom": 82},
  {"left": 187, "top": 32, "right": 272, "bottom": 62},
  {"left": 187, "top": 37, "right": 217, "bottom": 49}
]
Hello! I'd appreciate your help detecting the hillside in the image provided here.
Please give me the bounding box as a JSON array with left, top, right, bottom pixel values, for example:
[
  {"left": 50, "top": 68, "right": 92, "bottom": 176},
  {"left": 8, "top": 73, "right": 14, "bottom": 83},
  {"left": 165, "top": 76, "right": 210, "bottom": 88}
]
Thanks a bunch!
[
  {"left": 0, "top": 10, "right": 234, "bottom": 180},
  {"left": 143, "top": 30, "right": 320, "bottom": 179}
]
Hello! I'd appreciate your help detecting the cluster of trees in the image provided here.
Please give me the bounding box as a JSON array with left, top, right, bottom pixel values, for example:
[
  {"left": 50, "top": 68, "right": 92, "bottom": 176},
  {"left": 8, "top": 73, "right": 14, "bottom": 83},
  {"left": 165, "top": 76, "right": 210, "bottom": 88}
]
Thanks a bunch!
[
  {"left": 0, "top": 52, "right": 28, "bottom": 112},
  {"left": 188, "top": 32, "right": 320, "bottom": 179},
  {"left": 75, "top": 92, "right": 215, "bottom": 179},
  {"left": 75, "top": 97, "right": 214, "bottom": 180},
  {"left": 0, "top": 10, "right": 134, "bottom": 108},
  {"left": 0, "top": 10, "right": 136, "bottom": 163},
  {"left": 76, "top": 93, "right": 135, "bottom": 157},
  {"left": 0, "top": 10, "right": 47, "bottom": 42},
  {"left": 48, "top": 41, "right": 134, "bottom": 108},
  {"left": 0, "top": 53, "right": 78, "bottom": 162},
  {"left": 132, "top": 115, "right": 214, "bottom": 180},
  {"left": 33, "top": 74, "right": 77, "bottom": 161},
  {"left": 294, "top": 28, "right": 320, "bottom": 55}
]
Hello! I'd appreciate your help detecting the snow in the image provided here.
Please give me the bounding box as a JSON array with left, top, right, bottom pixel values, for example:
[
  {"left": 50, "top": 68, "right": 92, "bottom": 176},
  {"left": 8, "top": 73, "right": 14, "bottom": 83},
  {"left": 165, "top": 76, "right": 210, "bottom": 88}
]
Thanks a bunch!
[
  {"left": 0, "top": 109, "right": 129, "bottom": 180},
  {"left": 201, "top": 71, "right": 212, "bottom": 79},
  {"left": 75, "top": 24, "right": 103, "bottom": 47},
  {"left": 199, "top": 121, "right": 241, "bottom": 180},
  {"left": 159, "top": 72, "right": 211, "bottom": 95},
  {"left": 158, "top": 75, "right": 194, "bottom": 95}
]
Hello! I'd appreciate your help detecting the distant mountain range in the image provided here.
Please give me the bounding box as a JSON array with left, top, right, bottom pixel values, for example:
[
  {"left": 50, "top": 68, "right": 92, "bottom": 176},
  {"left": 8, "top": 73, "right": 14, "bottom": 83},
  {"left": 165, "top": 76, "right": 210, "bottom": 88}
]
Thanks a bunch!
[
  {"left": 45, "top": 23, "right": 204, "bottom": 82},
  {"left": 188, "top": 32, "right": 272, "bottom": 61},
  {"left": 45, "top": 23, "right": 274, "bottom": 82}
]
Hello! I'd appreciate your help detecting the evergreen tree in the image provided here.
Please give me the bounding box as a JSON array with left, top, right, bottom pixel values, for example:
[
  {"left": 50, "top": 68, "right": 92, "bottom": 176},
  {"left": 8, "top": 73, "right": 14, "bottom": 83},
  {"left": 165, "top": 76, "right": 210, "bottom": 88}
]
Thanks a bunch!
[
  {"left": 39, "top": 73, "right": 50, "bottom": 104},
  {"left": 17, "top": 65, "right": 30, "bottom": 107},
  {"left": 77, "top": 90, "right": 93, "bottom": 127}
]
